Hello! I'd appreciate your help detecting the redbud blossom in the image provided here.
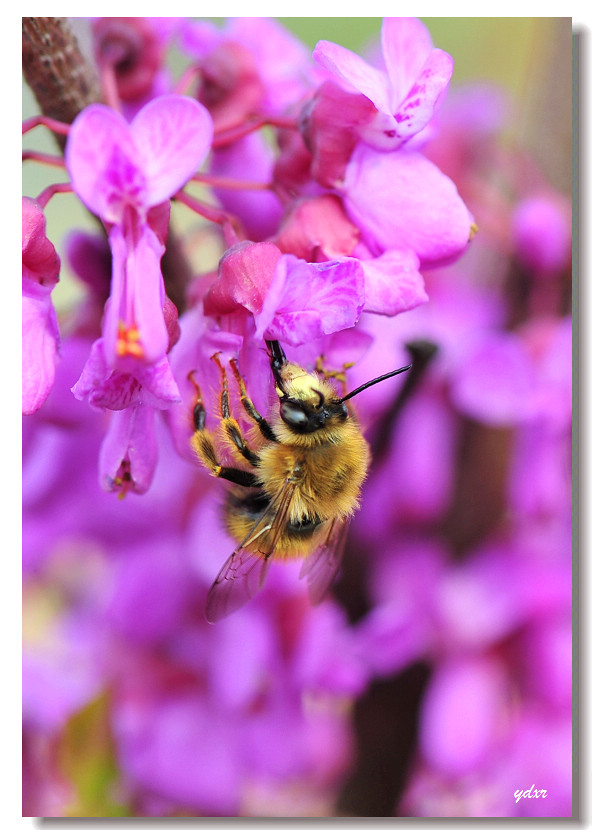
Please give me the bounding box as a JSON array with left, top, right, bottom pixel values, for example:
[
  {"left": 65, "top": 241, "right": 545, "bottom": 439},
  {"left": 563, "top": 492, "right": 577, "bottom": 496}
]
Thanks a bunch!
[
  {"left": 91, "top": 17, "right": 181, "bottom": 104},
  {"left": 342, "top": 144, "right": 474, "bottom": 266},
  {"left": 314, "top": 17, "right": 453, "bottom": 150},
  {"left": 512, "top": 195, "right": 572, "bottom": 277},
  {"left": 22, "top": 198, "right": 61, "bottom": 415},
  {"left": 66, "top": 95, "right": 213, "bottom": 375}
]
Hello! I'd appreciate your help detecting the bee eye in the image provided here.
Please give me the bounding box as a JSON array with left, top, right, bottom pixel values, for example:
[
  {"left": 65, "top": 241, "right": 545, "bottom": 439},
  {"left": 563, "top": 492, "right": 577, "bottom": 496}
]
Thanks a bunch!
[{"left": 280, "top": 401, "right": 309, "bottom": 427}]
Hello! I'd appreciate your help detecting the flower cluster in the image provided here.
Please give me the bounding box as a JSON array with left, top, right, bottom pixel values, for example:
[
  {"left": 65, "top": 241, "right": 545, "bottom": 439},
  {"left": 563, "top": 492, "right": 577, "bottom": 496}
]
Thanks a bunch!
[{"left": 22, "top": 17, "right": 571, "bottom": 818}]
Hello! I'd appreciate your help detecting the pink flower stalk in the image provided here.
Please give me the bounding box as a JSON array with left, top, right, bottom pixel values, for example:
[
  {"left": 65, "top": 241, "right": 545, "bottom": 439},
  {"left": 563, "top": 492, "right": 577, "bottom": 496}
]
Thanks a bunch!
[
  {"left": 65, "top": 95, "right": 213, "bottom": 381},
  {"left": 22, "top": 198, "right": 61, "bottom": 415},
  {"left": 313, "top": 17, "right": 453, "bottom": 151}
]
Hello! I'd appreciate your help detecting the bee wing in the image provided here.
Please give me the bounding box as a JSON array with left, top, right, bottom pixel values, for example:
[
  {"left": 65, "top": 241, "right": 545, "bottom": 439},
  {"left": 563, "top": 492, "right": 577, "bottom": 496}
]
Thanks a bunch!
[
  {"left": 299, "top": 518, "right": 350, "bottom": 605},
  {"left": 205, "top": 545, "right": 272, "bottom": 623},
  {"left": 205, "top": 477, "right": 297, "bottom": 623}
]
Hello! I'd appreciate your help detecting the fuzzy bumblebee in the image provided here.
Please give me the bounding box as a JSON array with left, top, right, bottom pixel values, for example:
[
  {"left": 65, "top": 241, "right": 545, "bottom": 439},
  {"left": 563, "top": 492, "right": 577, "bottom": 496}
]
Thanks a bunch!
[{"left": 191, "top": 340, "right": 410, "bottom": 622}]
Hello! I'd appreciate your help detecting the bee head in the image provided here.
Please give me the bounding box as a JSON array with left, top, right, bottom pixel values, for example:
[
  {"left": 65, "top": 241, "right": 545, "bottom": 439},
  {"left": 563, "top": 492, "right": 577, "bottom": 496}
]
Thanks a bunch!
[
  {"left": 279, "top": 389, "right": 348, "bottom": 434},
  {"left": 266, "top": 341, "right": 347, "bottom": 435},
  {"left": 265, "top": 339, "right": 412, "bottom": 437}
]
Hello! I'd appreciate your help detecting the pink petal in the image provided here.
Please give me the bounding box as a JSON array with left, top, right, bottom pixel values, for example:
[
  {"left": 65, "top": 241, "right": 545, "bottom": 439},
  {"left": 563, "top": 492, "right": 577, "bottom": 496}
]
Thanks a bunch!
[
  {"left": 22, "top": 286, "right": 59, "bottom": 415},
  {"left": 343, "top": 145, "right": 473, "bottom": 265},
  {"left": 361, "top": 249, "right": 428, "bottom": 315},
  {"left": 131, "top": 95, "right": 213, "bottom": 205},
  {"left": 255, "top": 255, "right": 365, "bottom": 346},
  {"left": 419, "top": 656, "right": 509, "bottom": 775},
  {"left": 103, "top": 224, "right": 168, "bottom": 368},
  {"left": 381, "top": 17, "right": 434, "bottom": 105},
  {"left": 99, "top": 404, "right": 158, "bottom": 494},
  {"left": 22, "top": 198, "right": 60, "bottom": 286},
  {"left": 65, "top": 104, "right": 142, "bottom": 222},
  {"left": 450, "top": 332, "right": 539, "bottom": 425},
  {"left": 210, "top": 133, "right": 283, "bottom": 242},
  {"left": 393, "top": 48, "right": 454, "bottom": 139},
  {"left": 204, "top": 240, "right": 282, "bottom": 317},
  {"left": 275, "top": 194, "right": 360, "bottom": 261},
  {"left": 313, "top": 40, "right": 390, "bottom": 112}
]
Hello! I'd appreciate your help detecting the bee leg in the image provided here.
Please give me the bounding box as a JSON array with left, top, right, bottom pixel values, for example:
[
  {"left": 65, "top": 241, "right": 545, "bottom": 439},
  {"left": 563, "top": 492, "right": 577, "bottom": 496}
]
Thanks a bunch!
[
  {"left": 210, "top": 354, "right": 262, "bottom": 467},
  {"left": 314, "top": 355, "right": 354, "bottom": 396},
  {"left": 229, "top": 358, "right": 279, "bottom": 443},
  {"left": 189, "top": 370, "right": 258, "bottom": 488}
]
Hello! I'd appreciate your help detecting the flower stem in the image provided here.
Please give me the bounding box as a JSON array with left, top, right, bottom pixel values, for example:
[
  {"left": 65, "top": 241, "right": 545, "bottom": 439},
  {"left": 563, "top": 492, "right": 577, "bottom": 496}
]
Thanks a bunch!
[
  {"left": 22, "top": 115, "right": 71, "bottom": 137},
  {"left": 35, "top": 182, "right": 73, "bottom": 209},
  {"left": 212, "top": 115, "right": 298, "bottom": 149},
  {"left": 191, "top": 172, "right": 271, "bottom": 191},
  {"left": 174, "top": 189, "right": 243, "bottom": 247},
  {"left": 22, "top": 150, "right": 66, "bottom": 168}
]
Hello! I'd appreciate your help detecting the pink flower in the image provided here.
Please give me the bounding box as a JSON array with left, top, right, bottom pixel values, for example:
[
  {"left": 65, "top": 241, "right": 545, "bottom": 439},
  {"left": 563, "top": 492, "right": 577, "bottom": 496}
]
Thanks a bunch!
[
  {"left": 313, "top": 17, "right": 453, "bottom": 150},
  {"left": 209, "top": 133, "right": 284, "bottom": 241},
  {"left": 65, "top": 95, "right": 213, "bottom": 374},
  {"left": 274, "top": 194, "right": 361, "bottom": 262},
  {"left": 99, "top": 404, "right": 158, "bottom": 495},
  {"left": 204, "top": 240, "right": 365, "bottom": 347},
  {"left": 181, "top": 17, "right": 314, "bottom": 129},
  {"left": 341, "top": 144, "right": 474, "bottom": 266},
  {"left": 254, "top": 255, "right": 365, "bottom": 345},
  {"left": 512, "top": 194, "right": 572, "bottom": 277},
  {"left": 91, "top": 17, "right": 182, "bottom": 106},
  {"left": 22, "top": 198, "right": 61, "bottom": 415}
]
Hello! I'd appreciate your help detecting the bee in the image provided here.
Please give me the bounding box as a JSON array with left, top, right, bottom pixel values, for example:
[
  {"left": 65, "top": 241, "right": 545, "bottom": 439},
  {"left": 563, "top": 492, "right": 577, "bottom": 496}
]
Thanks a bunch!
[{"left": 190, "top": 340, "right": 410, "bottom": 623}]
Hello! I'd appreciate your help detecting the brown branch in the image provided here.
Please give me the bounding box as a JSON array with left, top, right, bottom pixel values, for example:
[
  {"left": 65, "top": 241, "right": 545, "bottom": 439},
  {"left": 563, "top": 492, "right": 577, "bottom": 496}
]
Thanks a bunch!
[{"left": 22, "top": 18, "right": 101, "bottom": 151}]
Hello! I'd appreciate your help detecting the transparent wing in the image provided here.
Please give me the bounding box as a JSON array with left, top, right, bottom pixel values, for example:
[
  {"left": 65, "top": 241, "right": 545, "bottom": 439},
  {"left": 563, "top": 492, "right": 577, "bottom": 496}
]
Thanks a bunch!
[
  {"left": 299, "top": 518, "right": 350, "bottom": 605},
  {"left": 205, "top": 477, "right": 297, "bottom": 623},
  {"left": 205, "top": 546, "right": 272, "bottom": 623}
]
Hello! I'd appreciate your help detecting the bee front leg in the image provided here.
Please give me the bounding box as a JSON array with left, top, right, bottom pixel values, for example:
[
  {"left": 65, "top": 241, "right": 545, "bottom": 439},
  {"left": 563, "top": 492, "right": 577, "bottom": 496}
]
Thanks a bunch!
[
  {"left": 211, "top": 354, "right": 262, "bottom": 467},
  {"left": 229, "top": 358, "right": 279, "bottom": 443},
  {"left": 189, "top": 370, "right": 258, "bottom": 488}
]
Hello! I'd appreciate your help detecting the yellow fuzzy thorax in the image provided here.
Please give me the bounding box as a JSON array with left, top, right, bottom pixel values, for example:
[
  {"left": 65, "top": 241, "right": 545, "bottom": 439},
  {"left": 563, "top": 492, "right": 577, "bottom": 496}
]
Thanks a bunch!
[{"left": 277, "top": 364, "right": 337, "bottom": 402}]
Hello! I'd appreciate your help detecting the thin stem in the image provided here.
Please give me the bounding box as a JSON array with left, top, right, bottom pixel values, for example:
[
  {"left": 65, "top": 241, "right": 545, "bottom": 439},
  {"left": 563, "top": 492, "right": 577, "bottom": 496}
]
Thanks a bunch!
[
  {"left": 22, "top": 150, "right": 66, "bottom": 168},
  {"left": 212, "top": 115, "right": 298, "bottom": 149},
  {"left": 22, "top": 115, "right": 71, "bottom": 137},
  {"left": 35, "top": 182, "right": 73, "bottom": 209},
  {"left": 175, "top": 64, "right": 201, "bottom": 97},
  {"left": 174, "top": 189, "right": 242, "bottom": 247},
  {"left": 191, "top": 172, "right": 271, "bottom": 191},
  {"left": 99, "top": 63, "right": 123, "bottom": 113}
]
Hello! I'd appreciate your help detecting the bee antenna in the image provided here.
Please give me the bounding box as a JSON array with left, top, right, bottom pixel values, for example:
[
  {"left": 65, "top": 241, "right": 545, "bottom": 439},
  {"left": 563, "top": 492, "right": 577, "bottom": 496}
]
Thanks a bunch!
[{"left": 337, "top": 364, "right": 412, "bottom": 403}]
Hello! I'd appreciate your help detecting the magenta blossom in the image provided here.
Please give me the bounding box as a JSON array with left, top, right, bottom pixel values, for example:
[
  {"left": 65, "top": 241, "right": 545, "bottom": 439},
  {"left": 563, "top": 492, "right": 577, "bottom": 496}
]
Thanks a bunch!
[
  {"left": 181, "top": 17, "right": 315, "bottom": 129},
  {"left": 22, "top": 198, "right": 61, "bottom": 415},
  {"left": 341, "top": 143, "right": 474, "bottom": 266},
  {"left": 203, "top": 240, "right": 365, "bottom": 347},
  {"left": 91, "top": 17, "right": 182, "bottom": 107},
  {"left": 65, "top": 95, "right": 212, "bottom": 376},
  {"left": 254, "top": 255, "right": 365, "bottom": 346},
  {"left": 313, "top": 17, "right": 453, "bottom": 150},
  {"left": 512, "top": 194, "right": 572, "bottom": 277}
]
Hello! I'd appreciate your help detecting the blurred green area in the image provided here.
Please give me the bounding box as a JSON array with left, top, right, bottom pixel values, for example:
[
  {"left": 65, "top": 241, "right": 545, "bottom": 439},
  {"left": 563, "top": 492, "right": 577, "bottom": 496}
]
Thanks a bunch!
[{"left": 22, "top": 17, "right": 572, "bottom": 314}]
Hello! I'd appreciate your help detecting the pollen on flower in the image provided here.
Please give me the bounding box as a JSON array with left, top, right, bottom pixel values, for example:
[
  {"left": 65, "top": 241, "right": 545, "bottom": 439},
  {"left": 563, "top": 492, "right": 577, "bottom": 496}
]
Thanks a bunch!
[
  {"left": 113, "top": 459, "right": 133, "bottom": 499},
  {"left": 116, "top": 321, "right": 145, "bottom": 358}
]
